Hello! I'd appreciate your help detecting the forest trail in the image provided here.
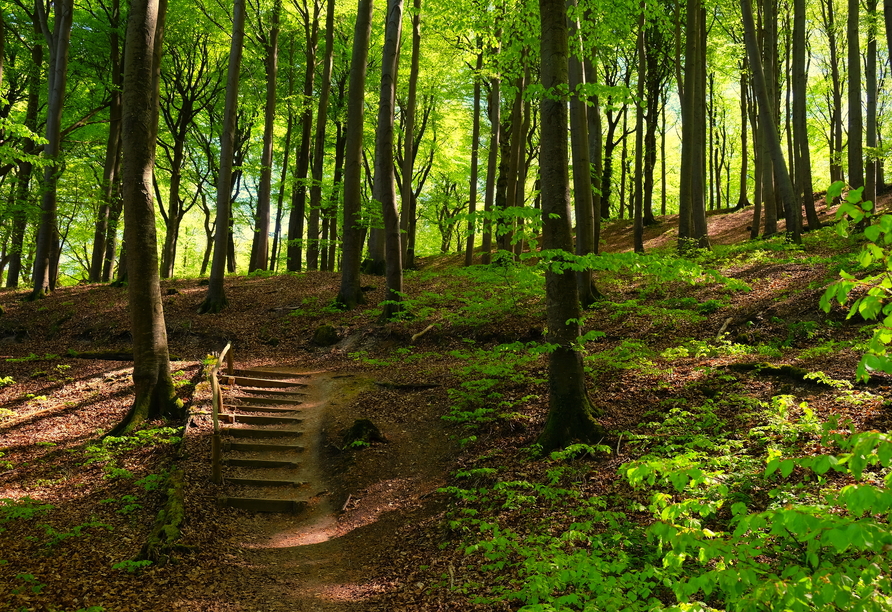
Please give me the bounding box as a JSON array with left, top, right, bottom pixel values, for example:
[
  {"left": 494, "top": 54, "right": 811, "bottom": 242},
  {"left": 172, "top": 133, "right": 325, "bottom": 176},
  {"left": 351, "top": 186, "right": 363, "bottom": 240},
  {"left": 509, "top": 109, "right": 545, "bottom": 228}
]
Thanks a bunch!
[{"left": 207, "top": 368, "right": 431, "bottom": 611}]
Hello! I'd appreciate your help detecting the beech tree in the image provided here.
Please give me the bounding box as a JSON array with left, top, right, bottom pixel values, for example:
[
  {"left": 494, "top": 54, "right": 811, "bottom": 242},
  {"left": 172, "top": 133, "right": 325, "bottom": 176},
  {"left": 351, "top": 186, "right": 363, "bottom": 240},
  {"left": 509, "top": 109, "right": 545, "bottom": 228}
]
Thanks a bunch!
[
  {"left": 537, "top": 0, "right": 605, "bottom": 452},
  {"left": 336, "top": 0, "right": 373, "bottom": 309},
  {"left": 113, "top": 0, "right": 181, "bottom": 435},
  {"left": 199, "top": 0, "right": 246, "bottom": 314}
]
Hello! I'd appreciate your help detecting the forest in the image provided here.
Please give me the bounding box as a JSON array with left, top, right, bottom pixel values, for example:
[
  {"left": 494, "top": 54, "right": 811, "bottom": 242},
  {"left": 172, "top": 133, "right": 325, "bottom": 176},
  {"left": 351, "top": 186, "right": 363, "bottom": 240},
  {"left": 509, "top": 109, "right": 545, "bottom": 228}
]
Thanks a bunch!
[{"left": 3, "top": 0, "right": 892, "bottom": 610}]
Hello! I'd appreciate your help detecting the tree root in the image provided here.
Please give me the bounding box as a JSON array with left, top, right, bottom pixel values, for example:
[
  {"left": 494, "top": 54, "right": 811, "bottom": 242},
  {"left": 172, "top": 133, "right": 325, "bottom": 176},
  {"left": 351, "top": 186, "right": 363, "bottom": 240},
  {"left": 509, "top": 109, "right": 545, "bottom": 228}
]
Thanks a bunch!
[{"left": 138, "top": 466, "right": 188, "bottom": 565}]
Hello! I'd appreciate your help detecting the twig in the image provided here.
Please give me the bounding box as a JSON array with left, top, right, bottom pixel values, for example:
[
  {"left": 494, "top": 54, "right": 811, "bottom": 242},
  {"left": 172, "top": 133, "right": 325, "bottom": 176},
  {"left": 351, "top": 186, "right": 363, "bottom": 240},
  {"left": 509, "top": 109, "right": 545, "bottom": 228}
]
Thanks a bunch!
[
  {"left": 411, "top": 324, "right": 435, "bottom": 343},
  {"left": 716, "top": 317, "right": 733, "bottom": 341},
  {"left": 341, "top": 494, "right": 352, "bottom": 512}
]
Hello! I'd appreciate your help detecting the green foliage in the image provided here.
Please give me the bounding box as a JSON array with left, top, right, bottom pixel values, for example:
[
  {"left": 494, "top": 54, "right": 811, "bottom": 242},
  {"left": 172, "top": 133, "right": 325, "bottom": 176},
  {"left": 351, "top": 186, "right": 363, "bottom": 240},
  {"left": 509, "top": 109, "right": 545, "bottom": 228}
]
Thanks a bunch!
[
  {"left": 0, "top": 497, "right": 54, "bottom": 528},
  {"left": 112, "top": 559, "right": 152, "bottom": 574},
  {"left": 38, "top": 520, "right": 113, "bottom": 547},
  {"left": 5, "top": 353, "right": 60, "bottom": 363},
  {"left": 84, "top": 427, "right": 181, "bottom": 478},
  {"left": 820, "top": 181, "right": 892, "bottom": 381},
  {"left": 442, "top": 343, "right": 544, "bottom": 434},
  {"left": 0, "top": 376, "right": 14, "bottom": 388}
]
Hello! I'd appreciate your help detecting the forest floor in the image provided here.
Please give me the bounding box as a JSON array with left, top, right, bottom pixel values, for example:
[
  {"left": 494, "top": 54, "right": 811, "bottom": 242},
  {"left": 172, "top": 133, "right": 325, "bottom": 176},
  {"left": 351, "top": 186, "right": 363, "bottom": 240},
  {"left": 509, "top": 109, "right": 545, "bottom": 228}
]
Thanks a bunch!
[{"left": 1, "top": 198, "right": 891, "bottom": 611}]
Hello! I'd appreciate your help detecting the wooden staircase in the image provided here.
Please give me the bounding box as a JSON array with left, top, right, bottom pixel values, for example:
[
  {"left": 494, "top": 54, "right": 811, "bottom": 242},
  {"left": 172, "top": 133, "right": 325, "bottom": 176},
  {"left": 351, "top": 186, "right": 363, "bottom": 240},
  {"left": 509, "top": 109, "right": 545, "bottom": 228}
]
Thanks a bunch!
[{"left": 209, "top": 346, "right": 315, "bottom": 514}]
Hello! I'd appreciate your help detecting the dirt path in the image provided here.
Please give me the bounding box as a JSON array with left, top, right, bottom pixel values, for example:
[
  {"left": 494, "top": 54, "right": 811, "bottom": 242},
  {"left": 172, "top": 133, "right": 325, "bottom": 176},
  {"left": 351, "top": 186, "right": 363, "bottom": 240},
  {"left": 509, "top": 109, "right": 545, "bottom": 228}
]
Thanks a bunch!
[{"left": 203, "top": 369, "right": 451, "bottom": 611}]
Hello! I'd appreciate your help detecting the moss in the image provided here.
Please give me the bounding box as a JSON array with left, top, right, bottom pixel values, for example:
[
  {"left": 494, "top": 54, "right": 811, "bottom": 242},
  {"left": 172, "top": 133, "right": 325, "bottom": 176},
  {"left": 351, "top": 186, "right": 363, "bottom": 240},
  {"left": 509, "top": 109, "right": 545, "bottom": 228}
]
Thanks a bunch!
[{"left": 139, "top": 466, "right": 186, "bottom": 565}]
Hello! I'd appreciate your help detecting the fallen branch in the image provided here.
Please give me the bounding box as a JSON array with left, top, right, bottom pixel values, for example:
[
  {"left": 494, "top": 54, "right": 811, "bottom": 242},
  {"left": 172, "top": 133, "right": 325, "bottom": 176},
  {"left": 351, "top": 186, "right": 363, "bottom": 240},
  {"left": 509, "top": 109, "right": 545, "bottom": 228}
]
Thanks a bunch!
[{"left": 411, "top": 324, "right": 435, "bottom": 343}]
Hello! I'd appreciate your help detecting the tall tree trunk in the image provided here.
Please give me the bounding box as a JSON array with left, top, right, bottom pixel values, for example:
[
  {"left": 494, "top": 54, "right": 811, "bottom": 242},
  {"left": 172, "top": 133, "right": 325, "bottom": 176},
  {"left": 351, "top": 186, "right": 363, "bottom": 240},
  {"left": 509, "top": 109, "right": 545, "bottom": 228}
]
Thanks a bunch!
[
  {"left": 199, "top": 0, "right": 245, "bottom": 314},
  {"left": 741, "top": 0, "right": 801, "bottom": 243},
  {"left": 336, "top": 0, "right": 373, "bottom": 309},
  {"left": 398, "top": 0, "right": 421, "bottom": 270},
  {"left": 29, "top": 0, "right": 74, "bottom": 300},
  {"left": 737, "top": 65, "right": 750, "bottom": 209},
  {"left": 633, "top": 1, "right": 645, "bottom": 253},
  {"left": 113, "top": 0, "right": 181, "bottom": 435},
  {"left": 270, "top": 35, "right": 297, "bottom": 271},
  {"left": 249, "top": 0, "right": 281, "bottom": 272},
  {"left": 326, "top": 121, "right": 346, "bottom": 271},
  {"left": 823, "top": 0, "right": 844, "bottom": 185},
  {"left": 847, "top": 0, "right": 864, "bottom": 188},
  {"left": 793, "top": 0, "right": 819, "bottom": 229},
  {"left": 287, "top": 1, "right": 320, "bottom": 272},
  {"left": 464, "top": 44, "right": 483, "bottom": 267},
  {"left": 537, "top": 0, "right": 604, "bottom": 453},
  {"left": 7, "top": 17, "right": 43, "bottom": 289},
  {"left": 567, "top": 0, "right": 597, "bottom": 305},
  {"left": 90, "top": 0, "right": 122, "bottom": 282},
  {"left": 307, "top": 0, "right": 336, "bottom": 271},
  {"left": 864, "top": 0, "right": 878, "bottom": 206},
  {"left": 375, "top": 0, "right": 404, "bottom": 319},
  {"left": 584, "top": 57, "right": 602, "bottom": 251},
  {"left": 481, "top": 70, "right": 501, "bottom": 265}
]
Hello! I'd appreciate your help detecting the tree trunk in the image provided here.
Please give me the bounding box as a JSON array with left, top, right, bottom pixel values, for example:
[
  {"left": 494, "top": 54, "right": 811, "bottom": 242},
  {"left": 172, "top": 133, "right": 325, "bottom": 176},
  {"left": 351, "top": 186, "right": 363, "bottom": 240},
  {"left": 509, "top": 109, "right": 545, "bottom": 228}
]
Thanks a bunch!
[
  {"left": 847, "top": 0, "right": 863, "bottom": 188},
  {"left": 864, "top": 0, "right": 878, "bottom": 206},
  {"left": 633, "top": 1, "right": 645, "bottom": 253},
  {"left": 306, "top": 0, "right": 336, "bottom": 271},
  {"left": 537, "top": 0, "right": 605, "bottom": 453},
  {"left": 287, "top": 2, "right": 320, "bottom": 272},
  {"left": 567, "top": 0, "right": 597, "bottom": 305},
  {"left": 335, "top": 0, "right": 373, "bottom": 309},
  {"left": 464, "top": 45, "right": 483, "bottom": 267},
  {"left": 199, "top": 0, "right": 245, "bottom": 314},
  {"left": 29, "top": 0, "right": 74, "bottom": 300},
  {"left": 90, "top": 0, "right": 122, "bottom": 283},
  {"left": 481, "top": 68, "right": 501, "bottom": 265},
  {"left": 113, "top": 0, "right": 181, "bottom": 435},
  {"left": 793, "top": 0, "right": 819, "bottom": 229},
  {"left": 375, "top": 0, "right": 404, "bottom": 319},
  {"left": 249, "top": 0, "right": 281, "bottom": 272},
  {"left": 741, "top": 0, "right": 801, "bottom": 243},
  {"left": 398, "top": 0, "right": 421, "bottom": 270}
]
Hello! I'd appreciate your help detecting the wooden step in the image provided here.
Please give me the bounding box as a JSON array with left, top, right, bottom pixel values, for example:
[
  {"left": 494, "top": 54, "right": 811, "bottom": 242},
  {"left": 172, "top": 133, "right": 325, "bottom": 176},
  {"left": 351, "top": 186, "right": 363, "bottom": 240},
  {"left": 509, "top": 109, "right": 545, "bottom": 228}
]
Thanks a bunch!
[
  {"left": 224, "top": 441, "right": 304, "bottom": 452},
  {"left": 220, "top": 414, "right": 304, "bottom": 425},
  {"left": 229, "top": 396, "right": 304, "bottom": 406},
  {"left": 225, "top": 477, "right": 306, "bottom": 487},
  {"left": 222, "top": 427, "right": 303, "bottom": 439},
  {"left": 224, "top": 457, "right": 300, "bottom": 468},
  {"left": 223, "top": 403, "right": 302, "bottom": 414},
  {"left": 218, "top": 375, "right": 308, "bottom": 388},
  {"left": 238, "top": 388, "right": 309, "bottom": 397},
  {"left": 227, "top": 369, "right": 309, "bottom": 380},
  {"left": 219, "top": 497, "right": 308, "bottom": 514}
]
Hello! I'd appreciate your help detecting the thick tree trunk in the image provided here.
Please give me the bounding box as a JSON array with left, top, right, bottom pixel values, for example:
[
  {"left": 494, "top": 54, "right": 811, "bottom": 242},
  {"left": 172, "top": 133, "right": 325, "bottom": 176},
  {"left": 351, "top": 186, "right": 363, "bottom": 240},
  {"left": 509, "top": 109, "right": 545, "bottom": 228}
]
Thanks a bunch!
[
  {"left": 29, "top": 0, "right": 74, "bottom": 300},
  {"left": 375, "top": 0, "right": 404, "bottom": 320},
  {"left": 249, "top": 0, "right": 281, "bottom": 272},
  {"left": 306, "top": 0, "right": 335, "bottom": 271},
  {"left": 113, "top": 0, "right": 181, "bottom": 435},
  {"left": 335, "top": 0, "right": 373, "bottom": 309},
  {"left": 537, "top": 0, "right": 605, "bottom": 453},
  {"left": 199, "top": 0, "right": 246, "bottom": 314},
  {"left": 864, "top": 0, "right": 878, "bottom": 206}
]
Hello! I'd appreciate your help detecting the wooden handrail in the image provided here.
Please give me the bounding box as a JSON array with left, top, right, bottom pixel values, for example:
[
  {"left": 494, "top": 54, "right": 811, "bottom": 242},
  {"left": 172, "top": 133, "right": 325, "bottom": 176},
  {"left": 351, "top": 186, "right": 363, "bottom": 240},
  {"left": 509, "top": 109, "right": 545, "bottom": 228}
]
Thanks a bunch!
[{"left": 209, "top": 342, "right": 232, "bottom": 485}]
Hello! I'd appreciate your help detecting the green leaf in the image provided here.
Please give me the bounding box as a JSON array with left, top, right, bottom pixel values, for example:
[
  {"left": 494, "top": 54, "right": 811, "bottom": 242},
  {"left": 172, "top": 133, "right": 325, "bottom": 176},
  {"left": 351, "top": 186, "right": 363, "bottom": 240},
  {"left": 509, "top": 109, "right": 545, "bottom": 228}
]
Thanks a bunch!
[{"left": 828, "top": 180, "right": 846, "bottom": 199}]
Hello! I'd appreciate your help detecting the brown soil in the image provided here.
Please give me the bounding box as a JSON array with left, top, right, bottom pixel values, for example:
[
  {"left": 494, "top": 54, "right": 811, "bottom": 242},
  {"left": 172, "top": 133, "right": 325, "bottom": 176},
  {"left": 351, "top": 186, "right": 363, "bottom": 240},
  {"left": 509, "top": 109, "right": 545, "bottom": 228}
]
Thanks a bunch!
[{"left": 1, "top": 201, "right": 890, "bottom": 611}]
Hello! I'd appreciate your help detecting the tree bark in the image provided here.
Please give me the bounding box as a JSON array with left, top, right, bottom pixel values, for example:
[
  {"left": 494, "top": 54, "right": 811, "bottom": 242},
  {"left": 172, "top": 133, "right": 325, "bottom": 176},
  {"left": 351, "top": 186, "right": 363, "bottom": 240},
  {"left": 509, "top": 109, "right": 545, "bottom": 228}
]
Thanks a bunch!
[
  {"left": 249, "top": 0, "right": 281, "bottom": 272},
  {"left": 335, "top": 0, "right": 373, "bottom": 309},
  {"left": 741, "top": 0, "right": 801, "bottom": 243},
  {"left": 306, "top": 0, "right": 336, "bottom": 271},
  {"left": 481, "top": 66, "right": 501, "bottom": 265},
  {"left": 537, "top": 0, "right": 605, "bottom": 453},
  {"left": 793, "top": 0, "right": 819, "bottom": 229},
  {"left": 567, "top": 0, "right": 597, "bottom": 306},
  {"left": 375, "top": 0, "right": 404, "bottom": 320},
  {"left": 464, "top": 44, "right": 483, "bottom": 267},
  {"left": 199, "top": 0, "right": 246, "bottom": 314},
  {"left": 113, "top": 0, "right": 181, "bottom": 435},
  {"left": 90, "top": 0, "right": 122, "bottom": 283},
  {"left": 864, "top": 0, "right": 878, "bottom": 206},
  {"left": 29, "top": 0, "right": 74, "bottom": 299},
  {"left": 633, "top": 1, "right": 645, "bottom": 254},
  {"left": 847, "top": 0, "right": 863, "bottom": 188}
]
